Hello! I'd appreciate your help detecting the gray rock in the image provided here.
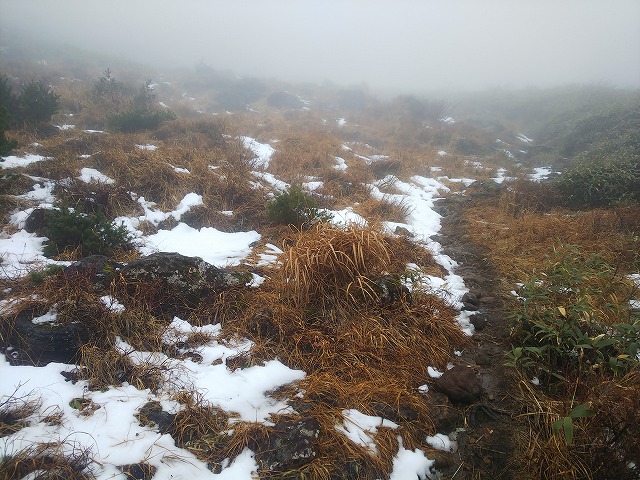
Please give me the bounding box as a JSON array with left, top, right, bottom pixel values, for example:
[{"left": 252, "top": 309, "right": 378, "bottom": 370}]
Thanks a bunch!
[
  {"left": 24, "top": 207, "right": 49, "bottom": 235},
  {"left": 120, "top": 252, "right": 252, "bottom": 312},
  {"left": 434, "top": 366, "right": 483, "bottom": 404},
  {"left": 461, "top": 292, "right": 480, "bottom": 306},
  {"left": 252, "top": 417, "right": 321, "bottom": 472},
  {"left": 462, "top": 302, "right": 480, "bottom": 311},
  {"left": 3, "top": 309, "right": 90, "bottom": 366},
  {"left": 394, "top": 226, "right": 414, "bottom": 237}
]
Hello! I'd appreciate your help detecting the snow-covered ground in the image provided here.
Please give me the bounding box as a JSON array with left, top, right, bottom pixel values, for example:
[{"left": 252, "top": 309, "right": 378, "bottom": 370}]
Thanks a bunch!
[{"left": 0, "top": 139, "right": 477, "bottom": 478}]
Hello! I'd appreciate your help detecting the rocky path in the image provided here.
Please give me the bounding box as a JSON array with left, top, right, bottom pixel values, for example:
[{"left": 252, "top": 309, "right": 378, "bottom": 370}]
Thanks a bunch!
[{"left": 433, "top": 192, "right": 521, "bottom": 479}]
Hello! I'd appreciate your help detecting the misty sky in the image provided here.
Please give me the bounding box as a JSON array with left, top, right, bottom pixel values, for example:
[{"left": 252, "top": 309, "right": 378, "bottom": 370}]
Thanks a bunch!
[{"left": 1, "top": 0, "right": 639, "bottom": 93}]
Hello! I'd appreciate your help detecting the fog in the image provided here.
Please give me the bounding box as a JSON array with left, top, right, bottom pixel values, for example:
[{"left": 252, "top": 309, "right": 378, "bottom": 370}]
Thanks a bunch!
[{"left": 1, "top": 0, "right": 639, "bottom": 93}]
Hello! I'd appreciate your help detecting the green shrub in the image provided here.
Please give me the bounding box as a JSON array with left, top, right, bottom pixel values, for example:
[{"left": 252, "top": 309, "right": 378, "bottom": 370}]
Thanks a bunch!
[
  {"left": 43, "top": 207, "right": 134, "bottom": 258},
  {"left": 266, "top": 185, "right": 332, "bottom": 227},
  {"left": 0, "top": 106, "right": 17, "bottom": 156},
  {"left": 507, "top": 245, "right": 639, "bottom": 389},
  {"left": 0, "top": 75, "right": 19, "bottom": 117},
  {"left": 107, "top": 109, "right": 176, "bottom": 133},
  {"left": 17, "top": 80, "right": 60, "bottom": 125},
  {"left": 0, "top": 75, "right": 59, "bottom": 136},
  {"left": 554, "top": 155, "right": 640, "bottom": 208}
]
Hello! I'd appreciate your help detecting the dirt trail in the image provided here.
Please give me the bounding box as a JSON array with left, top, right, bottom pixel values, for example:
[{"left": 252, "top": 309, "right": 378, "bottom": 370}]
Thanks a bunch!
[{"left": 433, "top": 191, "right": 522, "bottom": 479}]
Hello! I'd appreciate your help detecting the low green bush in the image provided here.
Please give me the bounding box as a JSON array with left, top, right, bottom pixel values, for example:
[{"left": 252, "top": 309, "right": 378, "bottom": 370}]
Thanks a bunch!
[
  {"left": 106, "top": 109, "right": 176, "bottom": 133},
  {"left": 507, "top": 245, "right": 639, "bottom": 389},
  {"left": 0, "top": 75, "right": 59, "bottom": 128},
  {"left": 554, "top": 155, "right": 640, "bottom": 208},
  {"left": 18, "top": 81, "right": 60, "bottom": 126},
  {"left": 266, "top": 185, "right": 332, "bottom": 227},
  {"left": 43, "top": 207, "right": 134, "bottom": 258},
  {"left": 0, "top": 106, "right": 17, "bottom": 156}
]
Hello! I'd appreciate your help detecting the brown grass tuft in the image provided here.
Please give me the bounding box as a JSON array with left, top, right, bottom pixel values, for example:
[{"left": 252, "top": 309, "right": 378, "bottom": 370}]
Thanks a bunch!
[
  {"left": 0, "top": 441, "right": 94, "bottom": 480},
  {"left": 278, "top": 223, "right": 392, "bottom": 307},
  {"left": 77, "top": 345, "right": 165, "bottom": 392},
  {"left": 0, "top": 391, "right": 40, "bottom": 438}
]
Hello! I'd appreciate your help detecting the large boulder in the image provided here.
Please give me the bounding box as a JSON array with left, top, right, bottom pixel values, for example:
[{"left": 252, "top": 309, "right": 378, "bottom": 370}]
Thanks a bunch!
[
  {"left": 120, "top": 252, "right": 252, "bottom": 312},
  {"left": 434, "top": 366, "right": 483, "bottom": 405},
  {"left": 3, "top": 309, "right": 90, "bottom": 366}
]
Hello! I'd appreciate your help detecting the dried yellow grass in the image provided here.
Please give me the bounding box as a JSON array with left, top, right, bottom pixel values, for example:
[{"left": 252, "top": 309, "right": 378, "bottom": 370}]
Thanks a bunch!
[{"left": 278, "top": 223, "right": 392, "bottom": 307}]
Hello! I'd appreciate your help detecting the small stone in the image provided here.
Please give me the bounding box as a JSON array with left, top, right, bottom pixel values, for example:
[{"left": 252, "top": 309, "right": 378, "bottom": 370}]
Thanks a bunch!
[
  {"left": 461, "top": 292, "right": 480, "bottom": 306},
  {"left": 434, "top": 366, "right": 483, "bottom": 404},
  {"left": 470, "top": 315, "right": 488, "bottom": 331},
  {"left": 394, "top": 226, "right": 414, "bottom": 237},
  {"left": 475, "top": 352, "right": 492, "bottom": 367}
]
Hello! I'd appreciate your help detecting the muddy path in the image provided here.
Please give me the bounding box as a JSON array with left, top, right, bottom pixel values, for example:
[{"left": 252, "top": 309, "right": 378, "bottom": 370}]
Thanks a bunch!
[{"left": 432, "top": 191, "right": 523, "bottom": 480}]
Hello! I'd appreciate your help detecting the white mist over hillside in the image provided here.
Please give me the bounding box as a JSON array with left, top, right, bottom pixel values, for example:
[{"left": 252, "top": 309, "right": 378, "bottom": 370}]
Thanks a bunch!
[{"left": 1, "top": 0, "right": 639, "bottom": 93}]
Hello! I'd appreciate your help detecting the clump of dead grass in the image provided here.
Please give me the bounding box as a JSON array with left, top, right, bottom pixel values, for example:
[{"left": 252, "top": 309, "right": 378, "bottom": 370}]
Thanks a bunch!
[
  {"left": 0, "top": 391, "right": 40, "bottom": 438},
  {"left": 77, "top": 345, "right": 166, "bottom": 392},
  {"left": 278, "top": 223, "right": 392, "bottom": 307},
  {"left": 354, "top": 194, "right": 414, "bottom": 224},
  {"left": 269, "top": 131, "right": 343, "bottom": 182},
  {"left": 0, "top": 441, "right": 94, "bottom": 480}
]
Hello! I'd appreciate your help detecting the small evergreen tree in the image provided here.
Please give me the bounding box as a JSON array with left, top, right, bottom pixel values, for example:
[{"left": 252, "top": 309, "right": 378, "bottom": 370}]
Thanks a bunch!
[
  {"left": 91, "top": 68, "right": 123, "bottom": 103},
  {"left": 17, "top": 81, "right": 60, "bottom": 126},
  {"left": 266, "top": 185, "right": 332, "bottom": 227}
]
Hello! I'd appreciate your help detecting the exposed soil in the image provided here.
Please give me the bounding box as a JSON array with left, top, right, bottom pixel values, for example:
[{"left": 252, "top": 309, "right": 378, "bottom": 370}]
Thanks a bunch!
[{"left": 432, "top": 191, "right": 524, "bottom": 479}]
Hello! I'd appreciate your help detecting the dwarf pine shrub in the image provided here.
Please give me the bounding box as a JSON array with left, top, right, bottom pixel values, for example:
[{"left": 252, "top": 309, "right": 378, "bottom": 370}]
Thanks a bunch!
[
  {"left": 43, "top": 207, "right": 133, "bottom": 258},
  {"left": 17, "top": 81, "right": 60, "bottom": 126},
  {"left": 0, "top": 75, "right": 59, "bottom": 128},
  {"left": 266, "top": 185, "right": 332, "bottom": 227},
  {"left": 0, "top": 106, "right": 17, "bottom": 156}
]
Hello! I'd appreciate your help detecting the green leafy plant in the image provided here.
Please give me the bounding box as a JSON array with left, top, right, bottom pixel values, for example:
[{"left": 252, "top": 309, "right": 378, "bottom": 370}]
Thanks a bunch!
[
  {"left": 552, "top": 402, "right": 596, "bottom": 446},
  {"left": 28, "top": 264, "right": 65, "bottom": 285},
  {"left": 555, "top": 156, "right": 640, "bottom": 208},
  {"left": 266, "top": 185, "right": 332, "bottom": 227},
  {"left": 508, "top": 245, "right": 640, "bottom": 386},
  {"left": 43, "top": 207, "right": 134, "bottom": 258}
]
